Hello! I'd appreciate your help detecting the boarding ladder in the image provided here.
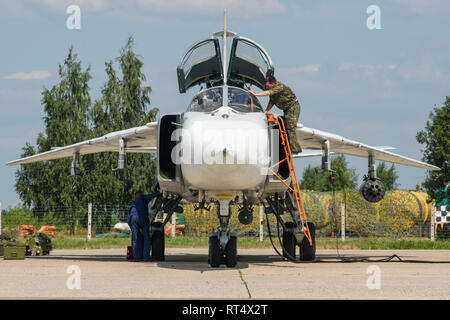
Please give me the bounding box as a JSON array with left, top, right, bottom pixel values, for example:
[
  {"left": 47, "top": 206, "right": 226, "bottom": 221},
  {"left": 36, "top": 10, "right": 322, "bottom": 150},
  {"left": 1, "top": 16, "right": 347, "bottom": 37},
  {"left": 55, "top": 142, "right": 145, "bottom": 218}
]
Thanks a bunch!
[{"left": 266, "top": 113, "right": 312, "bottom": 245}]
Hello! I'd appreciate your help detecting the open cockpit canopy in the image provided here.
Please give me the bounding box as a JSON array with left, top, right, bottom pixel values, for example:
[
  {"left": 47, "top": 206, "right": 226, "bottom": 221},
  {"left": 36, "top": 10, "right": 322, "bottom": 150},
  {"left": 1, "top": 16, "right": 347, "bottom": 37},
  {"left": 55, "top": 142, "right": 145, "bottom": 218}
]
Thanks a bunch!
[
  {"left": 177, "top": 38, "right": 223, "bottom": 93},
  {"left": 227, "top": 36, "right": 274, "bottom": 90},
  {"left": 177, "top": 35, "right": 274, "bottom": 93}
]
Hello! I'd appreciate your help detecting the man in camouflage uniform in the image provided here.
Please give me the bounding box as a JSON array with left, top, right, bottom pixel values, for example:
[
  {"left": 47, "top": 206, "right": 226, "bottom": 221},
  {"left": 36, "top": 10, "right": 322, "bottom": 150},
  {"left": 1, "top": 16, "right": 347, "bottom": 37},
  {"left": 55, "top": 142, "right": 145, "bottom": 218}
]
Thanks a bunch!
[{"left": 249, "top": 75, "right": 302, "bottom": 154}]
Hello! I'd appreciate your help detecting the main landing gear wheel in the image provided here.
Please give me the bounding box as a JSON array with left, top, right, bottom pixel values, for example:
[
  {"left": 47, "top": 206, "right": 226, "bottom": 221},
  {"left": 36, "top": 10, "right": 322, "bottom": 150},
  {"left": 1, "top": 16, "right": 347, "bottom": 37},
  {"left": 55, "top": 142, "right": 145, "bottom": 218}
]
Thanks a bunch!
[
  {"left": 299, "top": 222, "right": 316, "bottom": 261},
  {"left": 151, "top": 222, "right": 165, "bottom": 261},
  {"left": 282, "top": 222, "right": 296, "bottom": 260}
]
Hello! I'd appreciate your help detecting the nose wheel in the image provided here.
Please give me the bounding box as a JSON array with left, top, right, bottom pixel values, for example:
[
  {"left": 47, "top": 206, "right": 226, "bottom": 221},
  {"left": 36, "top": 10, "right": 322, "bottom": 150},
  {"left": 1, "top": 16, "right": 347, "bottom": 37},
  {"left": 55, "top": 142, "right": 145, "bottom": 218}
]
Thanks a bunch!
[
  {"left": 208, "top": 200, "right": 238, "bottom": 268},
  {"left": 208, "top": 234, "right": 237, "bottom": 268}
]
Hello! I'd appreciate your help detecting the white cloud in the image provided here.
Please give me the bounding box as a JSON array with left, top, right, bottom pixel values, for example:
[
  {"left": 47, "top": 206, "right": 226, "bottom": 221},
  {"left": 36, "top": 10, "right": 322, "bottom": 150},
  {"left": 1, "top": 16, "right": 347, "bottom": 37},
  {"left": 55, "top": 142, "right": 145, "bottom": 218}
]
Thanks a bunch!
[
  {"left": 398, "top": 62, "right": 447, "bottom": 82},
  {"left": 282, "top": 64, "right": 320, "bottom": 74},
  {"left": 360, "top": 64, "right": 397, "bottom": 70},
  {"left": 393, "top": 0, "right": 450, "bottom": 18},
  {"left": 4, "top": 70, "right": 51, "bottom": 80},
  {"left": 29, "top": 0, "right": 110, "bottom": 13},
  {"left": 337, "top": 63, "right": 354, "bottom": 72},
  {"left": 338, "top": 63, "right": 397, "bottom": 71},
  {"left": 18, "top": 0, "right": 285, "bottom": 18},
  {"left": 338, "top": 60, "right": 448, "bottom": 83},
  {"left": 132, "top": 0, "right": 286, "bottom": 17},
  {"left": 338, "top": 63, "right": 397, "bottom": 76}
]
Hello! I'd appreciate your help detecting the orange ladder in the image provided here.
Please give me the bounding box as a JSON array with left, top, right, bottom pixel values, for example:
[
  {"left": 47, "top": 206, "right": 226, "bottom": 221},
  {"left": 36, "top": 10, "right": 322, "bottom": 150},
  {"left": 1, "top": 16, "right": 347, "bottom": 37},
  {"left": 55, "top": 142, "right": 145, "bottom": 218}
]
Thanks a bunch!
[{"left": 266, "top": 113, "right": 312, "bottom": 245}]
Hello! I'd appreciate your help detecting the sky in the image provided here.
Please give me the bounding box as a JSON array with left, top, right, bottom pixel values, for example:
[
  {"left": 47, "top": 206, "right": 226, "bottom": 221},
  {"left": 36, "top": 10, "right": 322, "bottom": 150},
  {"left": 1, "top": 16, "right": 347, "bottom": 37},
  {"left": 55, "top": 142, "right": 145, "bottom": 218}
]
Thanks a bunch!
[{"left": 0, "top": 0, "right": 449, "bottom": 209}]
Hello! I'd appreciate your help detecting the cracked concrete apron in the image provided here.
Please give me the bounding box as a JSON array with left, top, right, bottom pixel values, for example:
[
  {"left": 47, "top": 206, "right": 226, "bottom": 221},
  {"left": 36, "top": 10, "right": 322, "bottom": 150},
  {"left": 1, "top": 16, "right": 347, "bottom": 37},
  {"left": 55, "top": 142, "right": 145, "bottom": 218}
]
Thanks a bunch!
[{"left": 1, "top": 248, "right": 449, "bottom": 299}]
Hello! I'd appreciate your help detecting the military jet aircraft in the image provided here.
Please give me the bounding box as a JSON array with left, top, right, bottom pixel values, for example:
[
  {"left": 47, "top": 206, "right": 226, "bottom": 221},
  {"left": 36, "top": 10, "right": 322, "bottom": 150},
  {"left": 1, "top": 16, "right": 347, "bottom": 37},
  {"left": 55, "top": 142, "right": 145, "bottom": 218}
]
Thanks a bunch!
[{"left": 7, "top": 17, "right": 439, "bottom": 267}]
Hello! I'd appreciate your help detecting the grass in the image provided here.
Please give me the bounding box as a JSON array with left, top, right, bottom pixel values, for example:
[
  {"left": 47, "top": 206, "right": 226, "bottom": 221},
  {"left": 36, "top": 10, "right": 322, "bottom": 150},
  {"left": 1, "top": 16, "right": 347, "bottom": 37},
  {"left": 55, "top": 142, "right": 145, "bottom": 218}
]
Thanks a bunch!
[
  {"left": 316, "top": 237, "right": 450, "bottom": 250},
  {"left": 52, "top": 237, "right": 131, "bottom": 249},
  {"left": 50, "top": 235, "right": 450, "bottom": 250}
]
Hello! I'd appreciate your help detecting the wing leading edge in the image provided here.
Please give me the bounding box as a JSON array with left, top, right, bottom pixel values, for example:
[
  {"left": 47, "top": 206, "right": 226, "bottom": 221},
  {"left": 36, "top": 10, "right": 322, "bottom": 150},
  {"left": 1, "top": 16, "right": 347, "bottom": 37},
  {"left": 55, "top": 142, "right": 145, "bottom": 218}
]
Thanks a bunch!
[
  {"left": 6, "top": 122, "right": 158, "bottom": 166},
  {"left": 295, "top": 124, "right": 439, "bottom": 171},
  {"left": 6, "top": 121, "right": 439, "bottom": 171}
]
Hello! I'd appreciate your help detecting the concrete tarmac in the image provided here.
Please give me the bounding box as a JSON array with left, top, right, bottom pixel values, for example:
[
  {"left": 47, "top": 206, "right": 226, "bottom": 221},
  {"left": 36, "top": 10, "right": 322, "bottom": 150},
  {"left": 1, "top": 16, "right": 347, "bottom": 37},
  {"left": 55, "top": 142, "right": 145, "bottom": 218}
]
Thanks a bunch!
[{"left": 1, "top": 248, "right": 449, "bottom": 299}]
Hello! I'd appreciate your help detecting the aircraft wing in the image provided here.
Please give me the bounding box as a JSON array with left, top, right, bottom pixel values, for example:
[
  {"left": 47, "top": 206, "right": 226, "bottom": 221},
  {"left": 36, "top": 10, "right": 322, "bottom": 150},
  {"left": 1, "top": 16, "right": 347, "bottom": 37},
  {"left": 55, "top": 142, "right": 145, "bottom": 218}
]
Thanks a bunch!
[
  {"left": 6, "top": 122, "right": 158, "bottom": 166},
  {"left": 295, "top": 124, "right": 439, "bottom": 171}
]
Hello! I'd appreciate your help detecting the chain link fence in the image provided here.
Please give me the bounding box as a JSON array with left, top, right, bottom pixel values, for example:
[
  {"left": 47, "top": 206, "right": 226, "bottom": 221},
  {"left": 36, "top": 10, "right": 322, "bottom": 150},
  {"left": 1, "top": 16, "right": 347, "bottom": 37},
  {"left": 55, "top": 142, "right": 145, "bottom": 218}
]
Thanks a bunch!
[
  {"left": 0, "top": 205, "right": 126, "bottom": 238},
  {"left": 1, "top": 191, "right": 449, "bottom": 241},
  {"left": 183, "top": 190, "right": 448, "bottom": 240}
]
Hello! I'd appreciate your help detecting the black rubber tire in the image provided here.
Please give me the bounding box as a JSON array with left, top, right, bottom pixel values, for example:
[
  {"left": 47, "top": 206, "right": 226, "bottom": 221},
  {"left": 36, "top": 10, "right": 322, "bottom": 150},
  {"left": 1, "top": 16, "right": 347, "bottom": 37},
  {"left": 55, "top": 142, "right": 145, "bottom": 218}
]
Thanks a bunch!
[
  {"left": 282, "top": 222, "right": 297, "bottom": 260},
  {"left": 151, "top": 228, "right": 165, "bottom": 261},
  {"left": 299, "top": 222, "right": 316, "bottom": 261},
  {"left": 209, "top": 236, "right": 222, "bottom": 268},
  {"left": 225, "top": 236, "right": 237, "bottom": 268}
]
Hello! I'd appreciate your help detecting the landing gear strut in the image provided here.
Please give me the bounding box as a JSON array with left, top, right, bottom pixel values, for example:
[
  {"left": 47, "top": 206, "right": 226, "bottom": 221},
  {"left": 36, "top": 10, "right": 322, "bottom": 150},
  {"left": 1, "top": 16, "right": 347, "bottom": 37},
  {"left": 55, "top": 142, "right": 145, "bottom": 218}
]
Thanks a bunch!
[
  {"left": 208, "top": 200, "right": 237, "bottom": 268},
  {"left": 149, "top": 196, "right": 182, "bottom": 261},
  {"left": 264, "top": 194, "right": 316, "bottom": 262}
]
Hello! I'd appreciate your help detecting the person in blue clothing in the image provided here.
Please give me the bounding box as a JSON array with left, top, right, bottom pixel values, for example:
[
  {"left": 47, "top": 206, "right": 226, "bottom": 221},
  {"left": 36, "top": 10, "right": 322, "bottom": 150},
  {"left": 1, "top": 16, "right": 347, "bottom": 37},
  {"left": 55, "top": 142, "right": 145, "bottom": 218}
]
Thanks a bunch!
[{"left": 127, "top": 191, "right": 161, "bottom": 262}]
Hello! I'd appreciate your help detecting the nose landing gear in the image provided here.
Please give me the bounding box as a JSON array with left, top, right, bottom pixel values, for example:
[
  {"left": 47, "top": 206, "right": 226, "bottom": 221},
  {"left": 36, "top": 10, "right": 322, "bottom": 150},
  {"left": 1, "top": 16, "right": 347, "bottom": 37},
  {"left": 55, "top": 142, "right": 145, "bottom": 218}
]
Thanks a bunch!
[{"left": 208, "top": 200, "right": 238, "bottom": 268}]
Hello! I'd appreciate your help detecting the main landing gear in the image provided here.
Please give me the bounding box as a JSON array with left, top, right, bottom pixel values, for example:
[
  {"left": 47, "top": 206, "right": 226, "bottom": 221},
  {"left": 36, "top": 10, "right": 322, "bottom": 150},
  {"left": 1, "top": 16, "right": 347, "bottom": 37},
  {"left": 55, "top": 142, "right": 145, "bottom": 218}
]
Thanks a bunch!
[
  {"left": 149, "top": 196, "right": 182, "bottom": 262},
  {"left": 264, "top": 192, "right": 316, "bottom": 262}
]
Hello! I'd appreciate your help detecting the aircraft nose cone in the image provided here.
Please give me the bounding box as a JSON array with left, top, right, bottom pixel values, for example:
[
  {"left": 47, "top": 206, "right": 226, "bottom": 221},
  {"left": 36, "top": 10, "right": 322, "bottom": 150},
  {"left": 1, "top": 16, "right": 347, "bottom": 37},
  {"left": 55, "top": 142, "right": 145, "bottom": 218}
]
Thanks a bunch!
[{"left": 180, "top": 111, "right": 270, "bottom": 190}]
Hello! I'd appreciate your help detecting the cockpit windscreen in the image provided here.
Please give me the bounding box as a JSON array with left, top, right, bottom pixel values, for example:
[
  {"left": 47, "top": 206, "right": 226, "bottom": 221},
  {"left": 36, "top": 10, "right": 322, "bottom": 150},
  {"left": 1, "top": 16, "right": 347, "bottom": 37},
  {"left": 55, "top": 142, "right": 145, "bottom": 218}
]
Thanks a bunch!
[
  {"left": 228, "top": 87, "right": 263, "bottom": 112},
  {"left": 187, "top": 87, "right": 223, "bottom": 112},
  {"left": 187, "top": 87, "right": 262, "bottom": 113}
]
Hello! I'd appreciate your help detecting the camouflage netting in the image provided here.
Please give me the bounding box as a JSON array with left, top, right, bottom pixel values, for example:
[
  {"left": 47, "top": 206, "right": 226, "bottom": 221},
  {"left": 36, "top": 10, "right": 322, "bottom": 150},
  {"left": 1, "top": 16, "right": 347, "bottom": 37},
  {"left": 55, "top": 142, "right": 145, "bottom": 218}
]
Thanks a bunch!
[
  {"left": 183, "top": 205, "right": 262, "bottom": 237},
  {"left": 182, "top": 190, "right": 434, "bottom": 238}
]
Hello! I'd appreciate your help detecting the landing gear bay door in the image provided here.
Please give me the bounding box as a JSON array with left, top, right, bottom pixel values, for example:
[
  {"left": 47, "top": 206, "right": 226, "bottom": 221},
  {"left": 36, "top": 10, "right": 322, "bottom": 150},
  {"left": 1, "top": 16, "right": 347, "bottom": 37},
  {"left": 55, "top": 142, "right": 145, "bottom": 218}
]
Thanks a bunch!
[
  {"left": 177, "top": 38, "right": 223, "bottom": 93},
  {"left": 227, "top": 36, "right": 274, "bottom": 90}
]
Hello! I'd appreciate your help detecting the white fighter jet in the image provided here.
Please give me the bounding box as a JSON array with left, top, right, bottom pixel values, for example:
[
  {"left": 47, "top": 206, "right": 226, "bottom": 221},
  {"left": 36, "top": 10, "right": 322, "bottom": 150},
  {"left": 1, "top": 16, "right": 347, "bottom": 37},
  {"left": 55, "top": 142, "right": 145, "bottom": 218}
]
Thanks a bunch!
[{"left": 7, "top": 17, "right": 439, "bottom": 267}]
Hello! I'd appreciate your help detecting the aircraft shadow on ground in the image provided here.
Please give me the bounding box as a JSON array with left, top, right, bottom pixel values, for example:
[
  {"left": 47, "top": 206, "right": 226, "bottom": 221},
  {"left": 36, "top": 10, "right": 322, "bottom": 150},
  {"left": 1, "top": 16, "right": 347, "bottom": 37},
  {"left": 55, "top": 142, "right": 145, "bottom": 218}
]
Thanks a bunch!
[
  {"left": 26, "top": 252, "right": 290, "bottom": 271},
  {"left": 27, "top": 252, "right": 252, "bottom": 271},
  {"left": 154, "top": 253, "right": 294, "bottom": 271},
  {"left": 27, "top": 254, "right": 129, "bottom": 263},
  {"left": 26, "top": 252, "right": 450, "bottom": 269}
]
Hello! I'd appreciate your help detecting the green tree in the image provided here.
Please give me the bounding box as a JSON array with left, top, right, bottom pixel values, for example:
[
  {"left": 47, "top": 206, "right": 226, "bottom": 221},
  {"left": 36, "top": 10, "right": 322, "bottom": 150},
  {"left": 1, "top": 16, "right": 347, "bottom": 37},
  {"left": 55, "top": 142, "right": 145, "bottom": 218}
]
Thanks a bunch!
[
  {"left": 300, "top": 155, "right": 358, "bottom": 191},
  {"left": 300, "top": 164, "right": 327, "bottom": 191},
  {"left": 14, "top": 37, "right": 159, "bottom": 232},
  {"left": 416, "top": 97, "right": 450, "bottom": 199},
  {"left": 87, "top": 36, "right": 159, "bottom": 221},
  {"left": 376, "top": 162, "right": 399, "bottom": 190},
  {"left": 116, "top": 36, "right": 159, "bottom": 204},
  {"left": 15, "top": 47, "right": 92, "bottom": 233}
]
